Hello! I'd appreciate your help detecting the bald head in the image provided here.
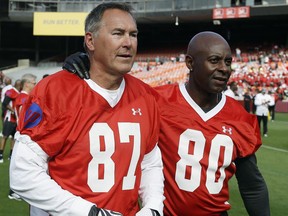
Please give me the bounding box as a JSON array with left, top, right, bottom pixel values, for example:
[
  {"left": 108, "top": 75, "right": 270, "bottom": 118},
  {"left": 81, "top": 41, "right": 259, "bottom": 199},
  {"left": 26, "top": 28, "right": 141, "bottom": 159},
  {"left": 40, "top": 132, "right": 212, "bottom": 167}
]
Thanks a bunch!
[
  {"left": 187, "top": 31, "right": 230, "bottom": 56},
  {"left": 185, "top": 31, "right": 233, "bottom": 96}
]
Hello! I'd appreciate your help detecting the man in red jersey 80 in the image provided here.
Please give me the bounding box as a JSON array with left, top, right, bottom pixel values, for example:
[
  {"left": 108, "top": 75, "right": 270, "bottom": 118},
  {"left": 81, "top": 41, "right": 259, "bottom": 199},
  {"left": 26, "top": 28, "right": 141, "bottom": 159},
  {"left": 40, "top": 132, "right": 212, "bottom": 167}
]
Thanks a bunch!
[
  {"left": 154, "top": 32, "right": 269, "bottom": 216},
  {"left": 10, "top": 3, "right": 164, "bottom": 216},
  {"left": 63, "top": 31, "right": 270, "bottom": 215}
]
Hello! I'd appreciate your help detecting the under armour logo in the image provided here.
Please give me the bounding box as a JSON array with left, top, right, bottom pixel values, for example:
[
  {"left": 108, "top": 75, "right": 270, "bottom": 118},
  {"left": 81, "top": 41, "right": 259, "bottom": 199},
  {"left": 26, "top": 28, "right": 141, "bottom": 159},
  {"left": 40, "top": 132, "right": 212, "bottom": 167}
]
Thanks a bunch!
[
  {"left": 132, "top": 108, "right": 142, "bottom": 115},
  {"left": 222, "top": 126, "right": 232, "bottom": 134}
]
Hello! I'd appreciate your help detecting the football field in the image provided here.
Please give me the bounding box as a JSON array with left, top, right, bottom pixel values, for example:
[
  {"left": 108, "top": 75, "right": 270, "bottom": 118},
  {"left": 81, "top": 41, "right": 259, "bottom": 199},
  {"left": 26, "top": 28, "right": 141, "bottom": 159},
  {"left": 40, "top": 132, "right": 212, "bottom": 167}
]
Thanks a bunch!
[{"left": 0, "top": 113, "right": 287, "bottom": 215}]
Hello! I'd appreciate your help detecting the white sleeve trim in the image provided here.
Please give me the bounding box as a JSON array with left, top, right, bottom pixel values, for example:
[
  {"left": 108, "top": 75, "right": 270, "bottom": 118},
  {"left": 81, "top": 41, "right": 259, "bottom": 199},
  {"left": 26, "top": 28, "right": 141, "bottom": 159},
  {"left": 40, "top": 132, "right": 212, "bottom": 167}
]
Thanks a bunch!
[
  {"left": 139, "top": 145, "right": 165, "bottom": 216},
  {"left": 10, "top": 132, "right": 94, "bottom": 216}
]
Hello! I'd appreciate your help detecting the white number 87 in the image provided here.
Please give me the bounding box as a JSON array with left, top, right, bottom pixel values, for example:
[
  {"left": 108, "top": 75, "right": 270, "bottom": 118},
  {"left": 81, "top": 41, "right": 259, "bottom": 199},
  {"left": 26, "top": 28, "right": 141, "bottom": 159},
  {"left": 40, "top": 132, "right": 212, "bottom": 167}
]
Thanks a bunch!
[{"left": 87, "top": 122, "right": 141, "bottom": 192}]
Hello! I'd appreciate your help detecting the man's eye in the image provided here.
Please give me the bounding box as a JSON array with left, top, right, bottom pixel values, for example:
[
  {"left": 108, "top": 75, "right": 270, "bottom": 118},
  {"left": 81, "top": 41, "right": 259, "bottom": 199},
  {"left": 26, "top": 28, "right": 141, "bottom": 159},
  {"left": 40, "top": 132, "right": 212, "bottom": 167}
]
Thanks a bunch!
[
  {"left": 113, "top": 32, "right": 122, "bottom": 36},
  {"left": 210, "top": 59, "right": 219, "bottom": 64},
  {"left": 225, "top": 60, "right": 232, "bottom": 66}
]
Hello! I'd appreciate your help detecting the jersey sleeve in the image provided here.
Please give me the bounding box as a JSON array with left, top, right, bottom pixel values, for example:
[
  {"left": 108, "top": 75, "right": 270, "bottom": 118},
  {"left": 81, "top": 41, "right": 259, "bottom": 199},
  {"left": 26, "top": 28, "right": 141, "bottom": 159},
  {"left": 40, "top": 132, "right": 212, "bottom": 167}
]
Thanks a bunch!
[
  {"left": 6, "top": 88, "right": 19, "bottom": 99},
  {"left": 17, "top": 76, "right": 71, "bottom": 157},
  {"left": 231, "top": 110, "right": 262, "bottom": 158}
]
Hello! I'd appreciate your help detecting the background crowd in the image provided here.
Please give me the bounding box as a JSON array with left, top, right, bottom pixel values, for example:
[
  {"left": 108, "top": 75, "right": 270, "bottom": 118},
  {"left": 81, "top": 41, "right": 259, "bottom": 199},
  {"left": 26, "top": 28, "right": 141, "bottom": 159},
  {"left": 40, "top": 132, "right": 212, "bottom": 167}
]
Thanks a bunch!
[{"left": 129, "top": 45, "right": 288, "bottom": 104}]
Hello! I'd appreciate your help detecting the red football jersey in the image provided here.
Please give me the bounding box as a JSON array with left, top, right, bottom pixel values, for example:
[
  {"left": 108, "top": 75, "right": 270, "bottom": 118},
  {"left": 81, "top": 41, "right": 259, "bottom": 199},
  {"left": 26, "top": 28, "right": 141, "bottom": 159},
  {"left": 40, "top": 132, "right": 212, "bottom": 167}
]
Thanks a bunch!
[
  {"left": 17, "top": 71, "right": 160, "bottom": 216},
  {"left": 4, "top": 87, "right": 20, "bottom": 122},
  {"left": 14, "top": 91, "right": 29, "bottom": 122},
  {"left": 154, "top": 84, "right": 261, "bottom": 216}
]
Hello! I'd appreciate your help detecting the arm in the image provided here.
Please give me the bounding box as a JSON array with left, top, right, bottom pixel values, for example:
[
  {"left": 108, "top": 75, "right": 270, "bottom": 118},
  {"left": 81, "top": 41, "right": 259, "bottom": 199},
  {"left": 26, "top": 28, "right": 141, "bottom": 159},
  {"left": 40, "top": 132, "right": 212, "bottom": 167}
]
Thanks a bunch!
[
  {"left": 10, "top": 133, "right": 124, "bottom": 216},
  {"left": 2, "top": 95, "right": 13, "bottom": 113},
  {"left": 10, "top": 133, "right": 94, "bottom": 216},
  {"left": 235, "top": 153, "right": 270, "bottom": 216},
  {"left": 137, "top": 145, "right": 165, "bottom": 216}
]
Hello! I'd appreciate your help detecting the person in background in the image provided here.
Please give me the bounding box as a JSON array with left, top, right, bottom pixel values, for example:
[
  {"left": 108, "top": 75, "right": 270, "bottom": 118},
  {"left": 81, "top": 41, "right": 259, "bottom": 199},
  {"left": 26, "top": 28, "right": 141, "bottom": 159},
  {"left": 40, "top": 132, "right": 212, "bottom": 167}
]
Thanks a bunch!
[
  {"left": 14, "top": 74, "right": 37, "bottom": 122},
  {"left": 0, "top": 79, "right": 22, "bottom": 201},
  {"left": 254, "top": 89, "right": 270, "bottom": 137},
  {"left": 235, "top": 47, "right": 242, "bottom": 61},
  {"left": 224, "top": 81, "right": 238, "bottom": 99},
  {"left": 4, "top": 74, "right": 37, "bottom": 202},
  {"left": 65, "top": 31, "right": 270, "bottom": 216},
  {"left": 1, "top": 77, "right": 12, "bottom": 104},
  {"left": 268, "top": 90, "right": 276, "bottom": 121},
  {"left": 1, "top": 77, "right": 13, "bottom": 134},
  {"left": 243, "top": 88, "right": 252, "bottom": 113},
  {"left": 0, "top": 71, "right": 4, "bottom": 96},
  {"left": 7, "top": 74, "right": 38, "bottom": 206},
  {"left": 0, "top": 79, "right": 21, "bottom": 163},
  {"left": 10, "top": 3, "right": 164, "bottom": 216}
]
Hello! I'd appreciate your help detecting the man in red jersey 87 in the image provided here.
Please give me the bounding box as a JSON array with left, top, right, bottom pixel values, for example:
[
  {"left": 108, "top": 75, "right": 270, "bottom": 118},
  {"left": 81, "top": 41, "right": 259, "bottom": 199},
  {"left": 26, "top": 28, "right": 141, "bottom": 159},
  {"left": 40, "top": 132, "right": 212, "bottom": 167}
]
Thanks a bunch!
[
  {"left": 63, "top": 31, "right": 270, "bottom": 215},
  {"left": 10, "top": 2, "right": 164, "bottom": 216}
]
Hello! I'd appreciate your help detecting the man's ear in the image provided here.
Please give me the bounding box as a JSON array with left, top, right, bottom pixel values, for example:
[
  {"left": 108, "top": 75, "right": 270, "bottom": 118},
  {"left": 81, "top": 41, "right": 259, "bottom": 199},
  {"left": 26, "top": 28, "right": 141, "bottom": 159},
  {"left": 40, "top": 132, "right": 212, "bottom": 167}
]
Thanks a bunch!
[
  {"left": 185, "top": 55, "right": 194, "bottom": 71},
  {"left": 85, "top": 32, "right": 95, "bottom": 51}
]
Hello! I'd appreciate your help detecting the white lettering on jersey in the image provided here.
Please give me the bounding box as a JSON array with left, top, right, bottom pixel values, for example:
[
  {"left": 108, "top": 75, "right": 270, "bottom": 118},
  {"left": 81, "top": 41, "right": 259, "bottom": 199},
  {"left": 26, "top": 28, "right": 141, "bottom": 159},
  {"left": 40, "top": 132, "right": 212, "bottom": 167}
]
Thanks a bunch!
[
  {"left": 175, "top": 129, "right": 233, "bottom": 194},
  {"left": 87, "top": 122, "right": 141, "bottom": 192}
]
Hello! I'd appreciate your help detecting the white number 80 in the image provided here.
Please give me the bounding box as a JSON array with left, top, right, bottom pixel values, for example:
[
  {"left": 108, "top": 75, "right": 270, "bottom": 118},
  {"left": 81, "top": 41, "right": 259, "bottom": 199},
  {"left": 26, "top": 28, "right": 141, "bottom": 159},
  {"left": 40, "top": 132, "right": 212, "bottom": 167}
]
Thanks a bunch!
[{"left": 175, "top": 129, "right": 233, "bottom": 194}]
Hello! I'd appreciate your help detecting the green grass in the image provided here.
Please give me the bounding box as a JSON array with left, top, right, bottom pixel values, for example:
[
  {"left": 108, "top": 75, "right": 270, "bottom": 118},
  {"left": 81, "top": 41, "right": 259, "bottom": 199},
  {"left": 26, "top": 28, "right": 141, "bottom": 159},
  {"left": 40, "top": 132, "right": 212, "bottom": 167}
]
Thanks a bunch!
[
  {"left": 0, "top": 137, "right": 29, "bottom": 215},
  {"left": 228, "top": 112, "right": 288, "bottom": 216},
  {"left": 0, "top": 113, "right": 287, "bottom": 215}
]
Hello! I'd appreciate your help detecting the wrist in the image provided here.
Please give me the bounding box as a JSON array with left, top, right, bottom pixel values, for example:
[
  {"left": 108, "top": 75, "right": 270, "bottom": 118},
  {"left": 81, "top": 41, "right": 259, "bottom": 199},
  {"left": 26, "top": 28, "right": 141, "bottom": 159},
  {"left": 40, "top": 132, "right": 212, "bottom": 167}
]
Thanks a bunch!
[
  {"left": 88, "top": 205, "right": 98, "bottom": 216},
  {"left": 151, "top": 209, "right": 160, "bottom": 216}
]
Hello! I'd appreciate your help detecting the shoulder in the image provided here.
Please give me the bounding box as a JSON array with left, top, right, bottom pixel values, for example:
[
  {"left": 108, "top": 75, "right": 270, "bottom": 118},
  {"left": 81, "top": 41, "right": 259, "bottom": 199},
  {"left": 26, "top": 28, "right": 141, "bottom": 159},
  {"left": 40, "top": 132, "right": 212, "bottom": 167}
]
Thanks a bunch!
[
  {"left": 225, "top": 96, "right": 253, "bottom": 118},
  {"left": 125, "top": 74, "right": 156, "bottom": 96},
  {"left": 38, "top": 70, "right": 80, "bottom": 87},
  {"left": 29, "top": 70, "right": 86, "bottom": 112},
  {"left": 33, "top": 70, "right": 83, "bottom": 95},
  {"left": 154, "top": 83, "right": 178, "bottom": 98},
  {"left": 5, "top": 88, "right": 18, "bottom": 98},
  {"left": 16, "top": 92, "right": 28, "bottom": 101}
]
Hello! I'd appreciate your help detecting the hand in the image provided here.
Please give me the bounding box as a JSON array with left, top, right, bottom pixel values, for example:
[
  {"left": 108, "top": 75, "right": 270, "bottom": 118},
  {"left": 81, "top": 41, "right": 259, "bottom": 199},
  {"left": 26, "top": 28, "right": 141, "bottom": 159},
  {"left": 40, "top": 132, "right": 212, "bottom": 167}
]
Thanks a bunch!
[
  {"left": 88, "top": 205, "right": 122, "bottom": 216},
  {"left": 63, "top": 52, "right": 90, "bottom": 79},
  {"left": 136, "top": 208, "right": 160, "bottom": 216}
]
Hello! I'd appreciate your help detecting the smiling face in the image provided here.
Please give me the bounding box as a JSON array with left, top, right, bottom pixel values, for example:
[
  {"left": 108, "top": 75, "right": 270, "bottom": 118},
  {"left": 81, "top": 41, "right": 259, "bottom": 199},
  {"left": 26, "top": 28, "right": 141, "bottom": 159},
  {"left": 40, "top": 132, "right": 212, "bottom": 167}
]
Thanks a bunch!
[
  {"left": 85, "top": 8, "right": 138, "bottom": 78},
  {"left": 186, "top": 32, "right": 232, "bottom": 95}
]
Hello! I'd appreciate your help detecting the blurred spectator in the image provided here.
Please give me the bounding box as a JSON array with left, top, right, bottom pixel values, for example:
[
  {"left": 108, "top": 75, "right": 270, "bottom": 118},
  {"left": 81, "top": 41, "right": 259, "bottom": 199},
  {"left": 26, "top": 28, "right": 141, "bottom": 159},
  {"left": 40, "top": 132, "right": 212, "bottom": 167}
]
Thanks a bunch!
[
  {"left": 0, "top": 79, "right": 22, "bottom": 163},
  {"left": 268, "top": 90, "right": 276, "bottom": 121},
  {"left": 243, "top": 89, "right": 252, "bottom": 113},
  {"left": 224, "top": 81, "right": 238, "bottom": 99},
  {"left": 1, "top": 77, "right": 12, "bottom": 103},
  {"left": 254, "top": 89, "right": 270, "bottom": 137},
  {"left": 1, "top": 77, "right": 13, "bottom": 136},
  {"left": 236, "top": 47, "right": 242, "bottom": 61},
  {"left": 0, "top": 71, "right": 4, "bottom": 94}
]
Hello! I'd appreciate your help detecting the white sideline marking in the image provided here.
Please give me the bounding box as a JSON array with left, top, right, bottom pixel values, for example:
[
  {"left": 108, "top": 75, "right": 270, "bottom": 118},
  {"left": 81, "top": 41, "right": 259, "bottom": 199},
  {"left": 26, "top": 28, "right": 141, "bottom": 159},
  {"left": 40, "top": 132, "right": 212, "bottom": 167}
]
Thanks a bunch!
[{"left": 262, "top": 145, "right": 288, "bottom": 153}]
